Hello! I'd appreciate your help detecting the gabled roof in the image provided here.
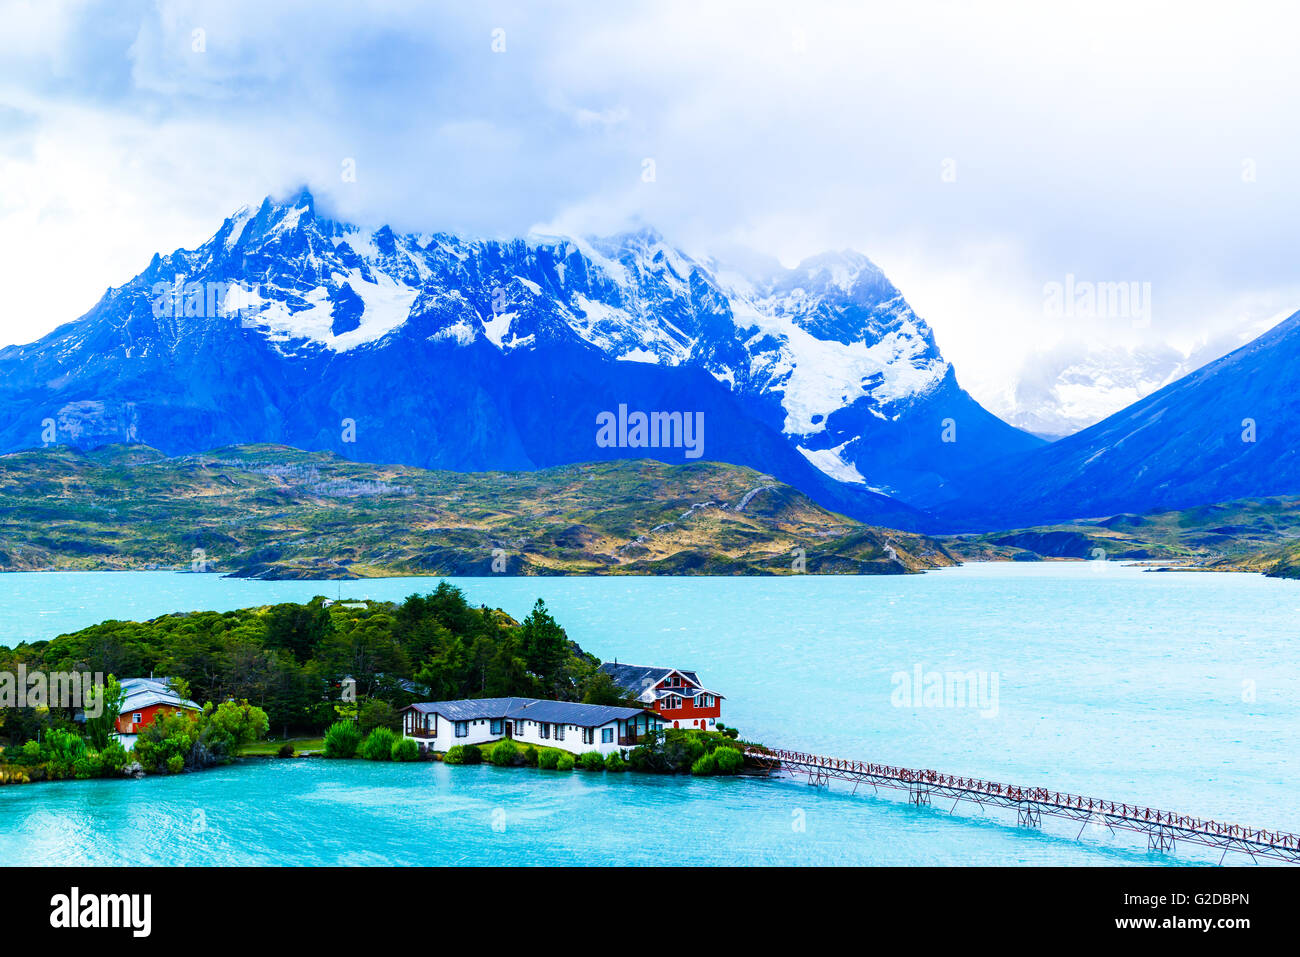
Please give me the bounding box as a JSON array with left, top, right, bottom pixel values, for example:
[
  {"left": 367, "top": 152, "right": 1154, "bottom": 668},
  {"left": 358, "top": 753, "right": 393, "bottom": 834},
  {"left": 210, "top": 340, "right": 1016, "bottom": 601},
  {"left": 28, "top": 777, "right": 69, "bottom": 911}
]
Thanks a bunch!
[
  {"left": 513, "top": 699, "right": 648, "bottom": 727},
  {"left": 598, "top": 662, "right": 702, "bottom": 698},
  {"left": 403, "top": 697, "right": 533, "bottom": 721},
  {"left": 401, "top": 697, "right": 657, "bottom": 728},
  {"left": 652, "top": 685, "right": 725, "bottom": 701},
  {"left": 119, "top": 677, "right": 200, "bottom": 714}
]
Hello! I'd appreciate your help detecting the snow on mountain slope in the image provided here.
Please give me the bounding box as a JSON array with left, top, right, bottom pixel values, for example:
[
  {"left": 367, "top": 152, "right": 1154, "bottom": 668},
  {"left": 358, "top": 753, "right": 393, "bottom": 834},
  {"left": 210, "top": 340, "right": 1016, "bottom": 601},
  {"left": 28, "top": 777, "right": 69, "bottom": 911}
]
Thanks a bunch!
[{"left": 0, "top": 189, "right": 1037, "bottom": 509}]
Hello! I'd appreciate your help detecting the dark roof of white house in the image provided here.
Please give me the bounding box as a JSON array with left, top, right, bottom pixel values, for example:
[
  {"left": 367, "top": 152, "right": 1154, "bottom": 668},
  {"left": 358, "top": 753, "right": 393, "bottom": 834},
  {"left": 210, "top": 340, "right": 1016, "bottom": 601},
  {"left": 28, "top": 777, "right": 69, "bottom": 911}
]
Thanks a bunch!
[
  {"left": 401, "top": 697, "right": 655, "bottom": 727},
  {"left": 404, "top": 698, "right": 532, "bottom": 720},
  {"left": 514, "top": 699, "right": 648, "bottom": 726}
]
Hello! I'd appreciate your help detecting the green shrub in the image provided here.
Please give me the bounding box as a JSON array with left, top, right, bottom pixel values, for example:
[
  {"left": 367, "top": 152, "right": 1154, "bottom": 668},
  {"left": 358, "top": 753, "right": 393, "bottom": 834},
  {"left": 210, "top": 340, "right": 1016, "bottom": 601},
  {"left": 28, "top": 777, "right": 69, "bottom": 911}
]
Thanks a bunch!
[
  {"left": 99, "top": 742, "right": 129, "bottom": 774},
  {"left": 690, "top": 752, "right": 717, "bottom": 776},
  {"left": 133, "top": 714, "right": 201, "bottom": 774},
  {"left": 17, "top": 740, "right": 43, "bottom": 766},
  {"left": 204, "top": 700, "right": 270, "bottom": 758},
  {"left": 489, "top": 740, "right": 522, "bottom": 767},
  {"left": 444, "top": 744, "right": 482, "bottom": 766},
  {"left": 358, "top": 698, "right": 401, "bottom": 734},
  {"left": 360, "top": 727, "right": 399, "bottom": 761},
  {"left": 629, "top": 728, "right": 755, "bottom": 775},
  {"left": 391, "top": 738, "right": 420, "bottom": 762},
  {"left": 604, "top": 752, "right": 627, "bottom": 772},
  {"left": 522, "top": 745, "right": 539, "bottom": 767},
  {"left": 556, "top": 752, "right": 575, "bottom": 772},
  {"left": 166, "top": 754, "right": 185, "bottom": 774},
  {"left": 713, "top": 746, "right": 744, "bottom": 775},
  {"left": 277, "top": 742, "right": 295, "bottom": 759},
  {"left": 323, "top": 721, "right": 362, "bottom": 759},
  {"left": 536, "top": 748, "right": 560, "bottom": 770},
  {"left": 45, "top": 729, "right": 88, "bottom": 780},
  {"left": 578, "top": 751, "right": 606, "bottom": 772},
  {"left": 72, "top": 753, "right": 104, "bottom": 779}
]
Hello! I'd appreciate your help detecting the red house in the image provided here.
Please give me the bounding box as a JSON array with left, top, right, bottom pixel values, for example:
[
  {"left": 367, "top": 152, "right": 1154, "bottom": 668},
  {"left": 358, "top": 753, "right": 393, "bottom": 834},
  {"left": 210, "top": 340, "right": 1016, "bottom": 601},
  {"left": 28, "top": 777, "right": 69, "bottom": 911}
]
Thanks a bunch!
[
  {"left": 114, "top": 677, "right": 201, "bottom": 748},
  {"left": 598, "top": 663, "right": 724, "bottom": 730}
]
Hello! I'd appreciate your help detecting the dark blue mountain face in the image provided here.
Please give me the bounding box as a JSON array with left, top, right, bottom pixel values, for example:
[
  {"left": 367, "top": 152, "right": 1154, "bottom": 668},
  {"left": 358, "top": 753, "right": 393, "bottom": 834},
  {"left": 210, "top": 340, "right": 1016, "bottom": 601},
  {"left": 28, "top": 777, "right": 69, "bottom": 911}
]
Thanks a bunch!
[
  {"left": 921, "top": 309, "right": 1300, "bottom": 530},
  {"left": 0, "top": 191, "right": 1038, "bottom": 530}
]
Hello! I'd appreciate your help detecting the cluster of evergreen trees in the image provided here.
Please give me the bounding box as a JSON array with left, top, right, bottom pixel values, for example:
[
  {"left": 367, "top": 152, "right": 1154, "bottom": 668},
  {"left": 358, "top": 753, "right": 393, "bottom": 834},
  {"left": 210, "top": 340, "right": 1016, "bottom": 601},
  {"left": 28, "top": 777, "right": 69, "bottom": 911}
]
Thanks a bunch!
[{"left": 0, "top": 583, "right": 625, "bottom": 746}]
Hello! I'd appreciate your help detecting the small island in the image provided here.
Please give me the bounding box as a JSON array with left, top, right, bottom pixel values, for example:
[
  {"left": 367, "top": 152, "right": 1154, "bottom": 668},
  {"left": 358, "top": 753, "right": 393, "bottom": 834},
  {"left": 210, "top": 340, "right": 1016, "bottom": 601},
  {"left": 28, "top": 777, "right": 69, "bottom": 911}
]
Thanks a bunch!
[{"left": 0, "top": 584, "right": 753, "bottom": 784}]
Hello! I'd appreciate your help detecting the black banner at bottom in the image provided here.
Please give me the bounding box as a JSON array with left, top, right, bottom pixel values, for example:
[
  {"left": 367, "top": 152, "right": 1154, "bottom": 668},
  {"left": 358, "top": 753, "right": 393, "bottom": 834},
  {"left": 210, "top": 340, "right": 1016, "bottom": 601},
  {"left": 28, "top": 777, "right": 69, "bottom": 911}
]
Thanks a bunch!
[{"left": 2, "top": 864, "right": 1291, "bottom": 943}]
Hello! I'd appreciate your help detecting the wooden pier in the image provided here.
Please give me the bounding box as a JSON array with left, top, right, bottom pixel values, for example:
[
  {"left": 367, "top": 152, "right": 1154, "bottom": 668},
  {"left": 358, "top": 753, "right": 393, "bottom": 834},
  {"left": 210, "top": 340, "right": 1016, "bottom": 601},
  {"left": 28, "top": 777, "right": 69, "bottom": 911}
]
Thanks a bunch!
[{"left": 744, "top": 746, "right": 1300, "bottom": 864}]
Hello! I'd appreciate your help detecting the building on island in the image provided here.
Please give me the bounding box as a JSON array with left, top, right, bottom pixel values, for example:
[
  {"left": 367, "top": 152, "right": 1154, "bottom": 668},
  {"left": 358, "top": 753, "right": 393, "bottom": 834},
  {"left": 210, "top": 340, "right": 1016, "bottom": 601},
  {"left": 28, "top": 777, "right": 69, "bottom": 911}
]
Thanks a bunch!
[
  {"left": 399, "top": 697, "right": 664, "bottom": 756},
  {"left": 598, "top": 663, "right": 724, "bottom": 730},
  {"left": 114, "top": 677, "right": 201, "bottom": 749}
]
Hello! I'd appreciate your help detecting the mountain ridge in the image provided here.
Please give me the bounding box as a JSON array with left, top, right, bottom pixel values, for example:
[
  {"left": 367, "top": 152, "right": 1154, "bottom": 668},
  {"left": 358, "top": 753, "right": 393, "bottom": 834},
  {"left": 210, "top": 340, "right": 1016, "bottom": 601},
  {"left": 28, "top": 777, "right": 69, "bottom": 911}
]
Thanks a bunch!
[
  {"left": 0, "top": 189, "right": 1040, "bottom": 531},
  {"left": 926, "top": 309, "right": 1300, "bottom": 529}
]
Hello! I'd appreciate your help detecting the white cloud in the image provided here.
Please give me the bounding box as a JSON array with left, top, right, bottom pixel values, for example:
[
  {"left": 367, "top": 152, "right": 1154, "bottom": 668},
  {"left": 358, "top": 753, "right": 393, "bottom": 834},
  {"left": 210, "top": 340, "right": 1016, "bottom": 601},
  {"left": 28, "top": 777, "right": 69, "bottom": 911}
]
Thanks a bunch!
[{"left": 1, "top": 0, "right": 1298, "bottom": 434}]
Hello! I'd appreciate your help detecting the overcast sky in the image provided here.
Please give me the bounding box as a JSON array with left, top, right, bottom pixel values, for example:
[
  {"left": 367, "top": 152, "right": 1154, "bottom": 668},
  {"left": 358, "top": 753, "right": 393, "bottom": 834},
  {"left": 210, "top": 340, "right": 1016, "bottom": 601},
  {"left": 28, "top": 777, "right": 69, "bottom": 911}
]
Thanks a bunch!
[{"left": 4, "top": 0, "right": 1300, "bottom": 413}]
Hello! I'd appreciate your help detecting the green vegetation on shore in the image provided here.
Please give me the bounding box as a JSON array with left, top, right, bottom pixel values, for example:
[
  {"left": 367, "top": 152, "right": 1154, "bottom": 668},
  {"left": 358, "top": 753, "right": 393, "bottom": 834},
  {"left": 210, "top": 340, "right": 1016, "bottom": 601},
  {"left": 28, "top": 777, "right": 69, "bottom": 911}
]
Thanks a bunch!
[
  {"left": 0, "top": 443, "right": 955, "bottom": 578},
  {"left": 0, "top": 699, "right": 269, "bottom": 783},
  {"left": 0, "top": 583, "right": 602, "bottom": 750},
  {"left": 408, "top": 727, "right": 755, "bottom": 777},
  {"left": 1, "top": 575, "right": 764, "bottom": 785}
]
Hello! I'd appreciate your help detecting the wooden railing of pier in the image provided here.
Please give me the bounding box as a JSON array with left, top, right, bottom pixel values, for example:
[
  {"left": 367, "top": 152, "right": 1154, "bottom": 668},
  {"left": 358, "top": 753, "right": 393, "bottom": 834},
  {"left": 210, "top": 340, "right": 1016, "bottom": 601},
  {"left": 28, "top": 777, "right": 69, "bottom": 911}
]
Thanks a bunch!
[{"left": 744, "top": 746, "right": 1300, "bottom": 864}]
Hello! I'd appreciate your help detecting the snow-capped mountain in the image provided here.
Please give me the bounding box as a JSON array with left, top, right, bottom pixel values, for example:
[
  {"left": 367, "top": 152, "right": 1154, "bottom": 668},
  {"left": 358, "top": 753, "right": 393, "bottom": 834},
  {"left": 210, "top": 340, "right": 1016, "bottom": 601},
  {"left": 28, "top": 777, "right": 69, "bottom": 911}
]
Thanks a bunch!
[
  {"left": 991, "top": 328, "right": 1282, "bottom": 440},
  {"left": 924, "top": 307, "right": 1300, "bottom": 529},
  {"left": 996, "top": 342, "right": 1191, "bottom": 440},
  {"left": 0, "top": 190, "right": 1038, "bottom": 527}
]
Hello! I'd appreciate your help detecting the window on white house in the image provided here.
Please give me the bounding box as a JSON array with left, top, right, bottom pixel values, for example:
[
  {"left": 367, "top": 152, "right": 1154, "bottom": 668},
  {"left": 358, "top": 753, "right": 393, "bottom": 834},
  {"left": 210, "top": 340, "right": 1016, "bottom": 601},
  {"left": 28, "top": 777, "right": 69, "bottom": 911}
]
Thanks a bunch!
[
  {"left": 540, "top": 723, "right": 550, "bottom": 739},
  {"left": 556, "top": 724, "right": 566, "bottom": 741},
  {"left": 581, "top": 727, "right": 593, "bottom": 745},
  {"left": 455, "top": 721, "right": 468, "bottom": 738},
  {"left": 602, "top": 728, "right": 614, "bottom": 744},
  {"left": 490, "top": 719, "right": 502, "bottom": 735}
]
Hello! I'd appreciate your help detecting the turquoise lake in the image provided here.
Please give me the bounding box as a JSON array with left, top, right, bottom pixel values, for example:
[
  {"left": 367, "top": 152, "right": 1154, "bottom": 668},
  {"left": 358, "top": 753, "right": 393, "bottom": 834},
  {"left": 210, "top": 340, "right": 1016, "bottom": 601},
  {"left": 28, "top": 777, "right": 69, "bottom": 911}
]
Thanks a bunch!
[{"left": 1, "top": 563, "right": 1297, "bottom": 865}]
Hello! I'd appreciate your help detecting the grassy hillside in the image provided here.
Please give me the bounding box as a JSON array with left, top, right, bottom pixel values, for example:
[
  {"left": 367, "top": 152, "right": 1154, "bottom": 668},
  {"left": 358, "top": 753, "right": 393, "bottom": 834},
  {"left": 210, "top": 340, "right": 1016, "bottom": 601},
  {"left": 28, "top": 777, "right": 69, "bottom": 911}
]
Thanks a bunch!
[
  {"left": 0, "top": 444, "right": 956, "bottom": 578},
  {"left": 944, "top": 496, "right": 1300, "bottom": 577}
]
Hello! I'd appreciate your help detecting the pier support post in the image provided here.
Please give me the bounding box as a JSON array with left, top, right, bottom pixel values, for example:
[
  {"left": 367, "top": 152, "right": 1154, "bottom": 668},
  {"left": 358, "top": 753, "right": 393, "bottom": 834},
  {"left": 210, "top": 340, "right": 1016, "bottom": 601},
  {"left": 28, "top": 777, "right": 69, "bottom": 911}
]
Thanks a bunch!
[
  {"left": 908, "top": 785, "right": 931, "bottom": 807},
  {"left": 1148, "top": 827, "right": 1176, "bottom": 854},
  {"left": 1017, "top": 804, "right": 1042, "bottom": 828}
]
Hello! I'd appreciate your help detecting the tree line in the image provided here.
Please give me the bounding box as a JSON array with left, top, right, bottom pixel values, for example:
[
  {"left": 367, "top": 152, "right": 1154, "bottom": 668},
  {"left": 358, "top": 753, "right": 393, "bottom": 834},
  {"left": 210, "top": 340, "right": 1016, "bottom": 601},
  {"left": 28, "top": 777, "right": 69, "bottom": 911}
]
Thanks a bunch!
[{"left": 0, "top": 583, "right": 629, "bottom": 747}]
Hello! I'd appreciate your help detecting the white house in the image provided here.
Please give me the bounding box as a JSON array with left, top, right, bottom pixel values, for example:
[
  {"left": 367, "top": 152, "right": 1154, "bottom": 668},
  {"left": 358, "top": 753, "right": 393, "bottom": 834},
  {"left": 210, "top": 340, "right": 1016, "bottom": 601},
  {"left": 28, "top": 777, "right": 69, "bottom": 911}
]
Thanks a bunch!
[{"left": 399, "top": 697, "right": 664, "bottom": 757}]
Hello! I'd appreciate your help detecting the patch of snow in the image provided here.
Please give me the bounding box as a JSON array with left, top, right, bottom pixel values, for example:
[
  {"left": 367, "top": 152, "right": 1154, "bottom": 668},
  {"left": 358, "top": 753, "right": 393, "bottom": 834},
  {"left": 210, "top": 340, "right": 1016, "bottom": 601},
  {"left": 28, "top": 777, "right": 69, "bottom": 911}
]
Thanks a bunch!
[
  {"left": 729, "top": 295, "right": 946, "bottom": 435},
  {"left": 243, "top": 270, "right": 416, "bottom": 352},
  {"left": 481, "top": 309, "right": 516, "bottom": 348},
  {"left": 797, "top": 443, "right": 867, "bottom": 484}
]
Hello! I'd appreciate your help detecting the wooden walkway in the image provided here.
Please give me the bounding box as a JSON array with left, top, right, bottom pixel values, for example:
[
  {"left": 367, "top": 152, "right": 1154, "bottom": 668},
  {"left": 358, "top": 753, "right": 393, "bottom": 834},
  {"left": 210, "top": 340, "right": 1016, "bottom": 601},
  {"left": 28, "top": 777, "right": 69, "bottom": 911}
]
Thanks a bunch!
[{"left": 744, "top": 746, "right": 1300, "bottom": 864}]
